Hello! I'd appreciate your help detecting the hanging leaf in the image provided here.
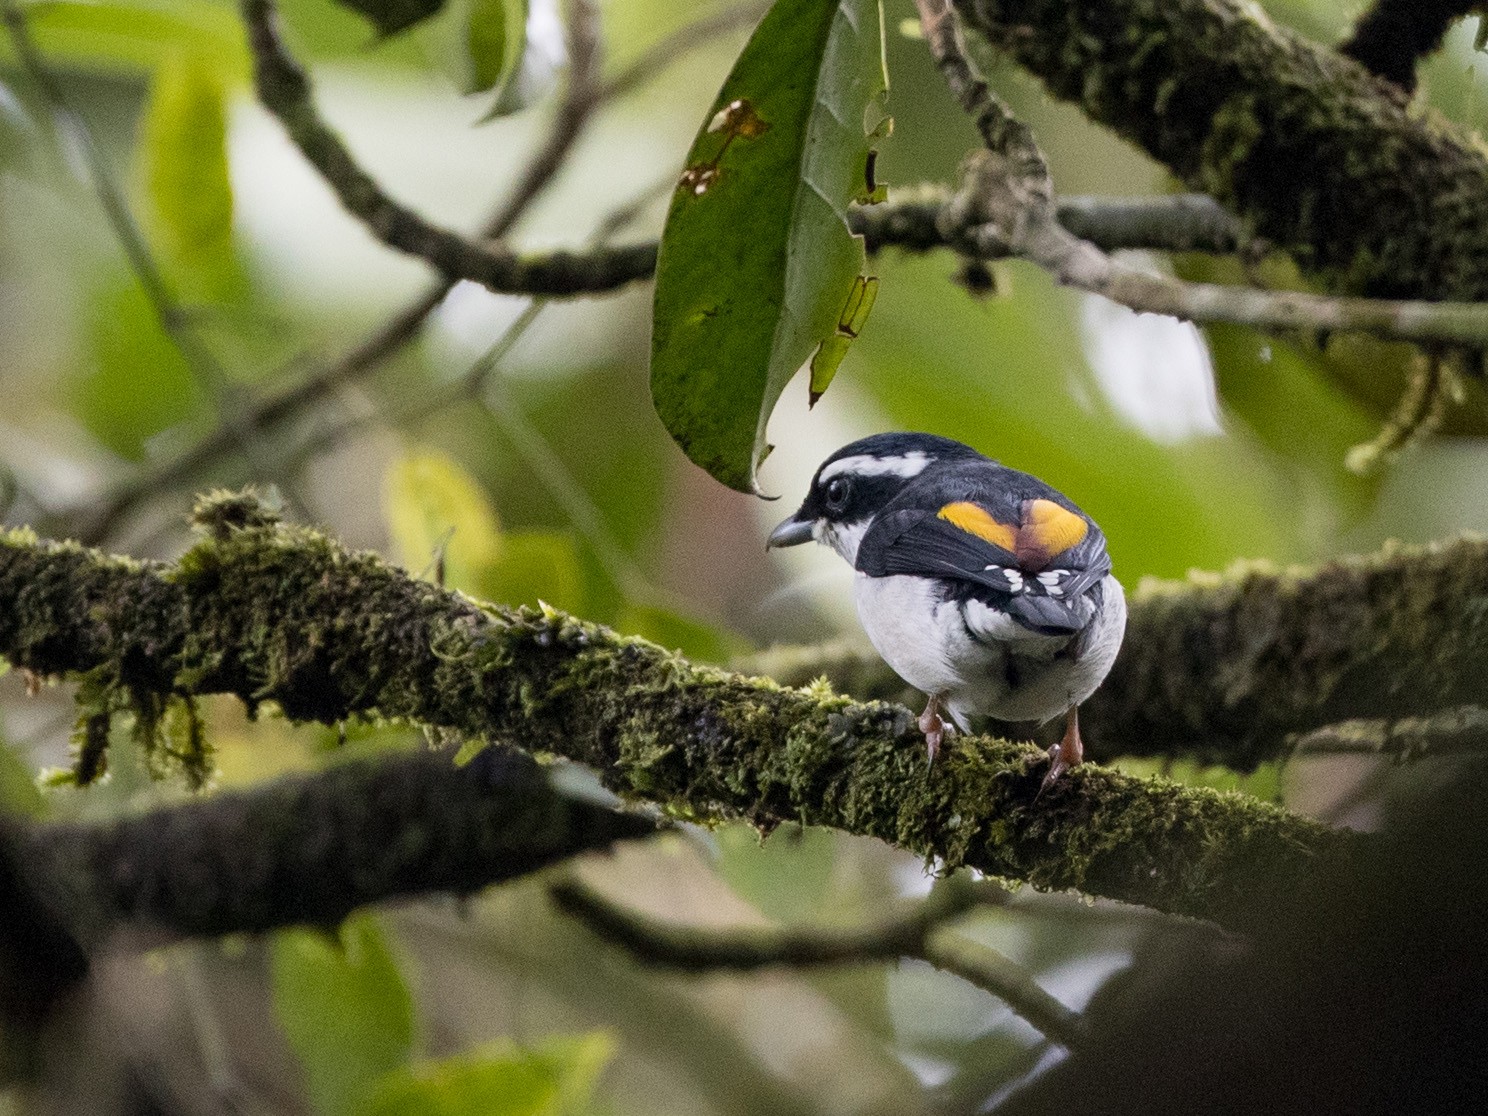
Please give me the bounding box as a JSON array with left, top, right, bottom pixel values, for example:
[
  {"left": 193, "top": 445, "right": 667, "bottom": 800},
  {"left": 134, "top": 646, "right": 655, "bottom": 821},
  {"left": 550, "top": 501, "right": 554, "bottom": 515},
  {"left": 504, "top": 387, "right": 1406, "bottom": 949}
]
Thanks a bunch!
[
  {"left": 449, "top": 0, "right": 528, "bottom": 96},
  {"left": 357, "top": 1032, "right": 615, "bottom": 1116},
  {"left": 136, "top": 53, "right": 236, "bottom": 297},
  {"left": 331, "top": 0, "right": 446, "bottom": 38},
  {"left": 0, "top": 734, "right": 46, "bottom": 819},
  {"left": 271, "top": 915, "right": 416, "bottom": 1116},
  {"left": 384, "top": 449, "right": 503, "bottom": 594},
  {"left": 649, "top": 0, "right": 888, "bottom": 493},
  {"left": 72, "top": 279, "right": 205, "bottom": 462}
]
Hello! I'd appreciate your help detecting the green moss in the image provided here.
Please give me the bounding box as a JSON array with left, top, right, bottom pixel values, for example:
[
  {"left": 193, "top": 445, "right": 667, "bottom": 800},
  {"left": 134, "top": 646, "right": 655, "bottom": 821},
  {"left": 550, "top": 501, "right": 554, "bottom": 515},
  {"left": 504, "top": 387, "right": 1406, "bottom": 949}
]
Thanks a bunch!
[
  {"left": 960, "top": 0, "right": 1488, "bottom": 300},
  {"left": 0, "top": 493, "right": 1377, "bottom": 930}
]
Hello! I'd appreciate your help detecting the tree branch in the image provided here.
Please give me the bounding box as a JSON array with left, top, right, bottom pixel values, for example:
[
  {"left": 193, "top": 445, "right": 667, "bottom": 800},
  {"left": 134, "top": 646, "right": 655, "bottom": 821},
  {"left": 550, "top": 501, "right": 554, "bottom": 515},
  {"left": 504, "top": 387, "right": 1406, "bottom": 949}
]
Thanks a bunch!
[
  {"left": 239, "top": 0, "right": 1488, "bottom": 374},
  {"left": 954, "top": 0, "right": 1488, "bottom": 302},
  {"left": 740, "top": 536, "right": 1488, "bottom": 772},
  {"left": 1291, "top": 706, "right": 1488, "bottom": 762},
  {"left": 550, "top": 875, "right": 1086, "bottom": 1050},
  {"left": 0, "top": 495, "right": 1361, "bottom": 933},
  {"left": 9, "top": 747, "right": 654, "bottom": 948},
  {"left": 240, "top": 0, "right": 657, "bottom": 297},
  {"left": 919, "top": 0, "right": 1488, "bottom": 353},
  {"left": 1340, "top": 0, "right": 1484, "bottom": 92}
]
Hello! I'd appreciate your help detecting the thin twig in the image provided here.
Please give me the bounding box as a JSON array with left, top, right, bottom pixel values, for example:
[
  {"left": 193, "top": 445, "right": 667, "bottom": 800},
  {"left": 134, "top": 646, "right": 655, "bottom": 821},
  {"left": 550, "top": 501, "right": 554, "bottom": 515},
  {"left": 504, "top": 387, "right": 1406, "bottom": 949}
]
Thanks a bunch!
[
  {"left": 66, "top": 0, "right": 703, "bottom": 543},
  {"left": 551, "top": 875, "right": 1086, "bottom": 1049},
  {"left": 918, "top": 0, "right": 1488, "bottom": 354},
  {"left": 241, "top": 0, "right": 654, "bottom": 297}
]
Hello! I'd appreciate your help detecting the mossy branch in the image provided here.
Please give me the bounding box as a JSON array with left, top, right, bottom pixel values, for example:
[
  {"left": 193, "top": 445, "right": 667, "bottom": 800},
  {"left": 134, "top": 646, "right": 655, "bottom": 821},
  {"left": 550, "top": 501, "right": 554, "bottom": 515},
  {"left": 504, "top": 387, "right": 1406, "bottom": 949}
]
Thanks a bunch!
[
  {"left": 955, "top": 0, "right": 1488, "bottom": 301},
  {"left": 745, "top": 536, "right": 1488, "bottom": 772},
  {"left": 9, "top": 748, "right": 655, "bottom": 949},
  {"left": 0, "top": 497, "right": 1363, "bottom": 933}
]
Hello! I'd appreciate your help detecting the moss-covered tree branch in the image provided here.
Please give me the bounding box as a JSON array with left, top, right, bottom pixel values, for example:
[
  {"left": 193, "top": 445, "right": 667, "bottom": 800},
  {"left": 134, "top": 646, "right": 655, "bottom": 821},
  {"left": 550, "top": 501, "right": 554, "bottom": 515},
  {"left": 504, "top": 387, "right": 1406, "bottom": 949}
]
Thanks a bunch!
[
  {"left": 0, "top": 496, "right": 1361, "bottom": 933},
  {"left": 955, "top": 0, "right": 1488, "bottom": 301},
  {"left": 8, "top": 748, "right": 654, "bottom": 949},
  {"left": 743, "top": 537, "right": 1488, "bottom": 771}
]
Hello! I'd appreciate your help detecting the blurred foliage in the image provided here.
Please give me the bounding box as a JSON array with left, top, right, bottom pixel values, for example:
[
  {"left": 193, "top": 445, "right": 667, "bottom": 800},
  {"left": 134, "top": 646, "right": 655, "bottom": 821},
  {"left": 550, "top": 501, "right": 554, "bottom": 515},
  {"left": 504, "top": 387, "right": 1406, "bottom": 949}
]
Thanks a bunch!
[
  {"left": 135, "top": 50, "right": 238, "bottom": 298},
  {"left": 0, "top": 732, "right": 46, "bottom": 818},
  {"left": 272, "top": 915, "right": 418, "bottom": 1116},
  {"left": 360, "top": 1033, "right": 614, "bottom": 1116},
  {"left": 5, "top": 0, "right": 1488, "bottom": 1112}
]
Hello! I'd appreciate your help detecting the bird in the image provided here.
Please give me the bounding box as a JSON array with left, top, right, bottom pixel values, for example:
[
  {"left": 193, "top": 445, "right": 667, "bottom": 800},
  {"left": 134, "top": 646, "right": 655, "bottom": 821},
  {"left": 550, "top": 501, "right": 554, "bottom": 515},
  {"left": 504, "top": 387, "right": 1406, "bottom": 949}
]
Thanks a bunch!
[{"left": 766, "top": 432, "right": 1125, "bottom": 790}]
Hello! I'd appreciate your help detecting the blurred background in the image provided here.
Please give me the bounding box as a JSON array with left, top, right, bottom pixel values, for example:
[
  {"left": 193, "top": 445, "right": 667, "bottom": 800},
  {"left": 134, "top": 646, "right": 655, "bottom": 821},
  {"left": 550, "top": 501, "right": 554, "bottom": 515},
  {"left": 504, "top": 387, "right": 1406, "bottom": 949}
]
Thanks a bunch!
[{"left": 3, "top": 0, "right": 1487, "bottom": 1112}]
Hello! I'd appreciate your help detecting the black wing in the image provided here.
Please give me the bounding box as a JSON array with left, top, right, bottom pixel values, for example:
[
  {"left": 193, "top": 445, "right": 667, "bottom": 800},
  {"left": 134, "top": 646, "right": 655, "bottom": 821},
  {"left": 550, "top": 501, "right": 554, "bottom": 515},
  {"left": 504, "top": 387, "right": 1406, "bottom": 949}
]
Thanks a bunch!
[{"left": 857, "top": 497, "right": 1111, "bottom": 635}]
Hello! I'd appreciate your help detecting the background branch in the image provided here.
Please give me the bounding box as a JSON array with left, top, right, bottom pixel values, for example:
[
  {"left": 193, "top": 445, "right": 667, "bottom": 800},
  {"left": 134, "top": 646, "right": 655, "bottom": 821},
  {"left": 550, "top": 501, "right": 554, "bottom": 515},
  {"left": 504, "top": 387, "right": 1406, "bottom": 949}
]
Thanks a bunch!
[
  {"left": 551, "top": 875, "right": 1086, "bottom": 1050},
  {"left": 11, "top": 747, "right": 654, "bottom": 948},
  {"left": 0, "top": 498, "right": 1361, "bottom": 932},
  {"left": 1339, "top": 0, "right": 1484, "bottom": 92},
  {"left": 954, "top": 0, "right": 1488, "bottom": 302},
  {"left": 241, "top": 0, "right": 656, "bottom": 298}
]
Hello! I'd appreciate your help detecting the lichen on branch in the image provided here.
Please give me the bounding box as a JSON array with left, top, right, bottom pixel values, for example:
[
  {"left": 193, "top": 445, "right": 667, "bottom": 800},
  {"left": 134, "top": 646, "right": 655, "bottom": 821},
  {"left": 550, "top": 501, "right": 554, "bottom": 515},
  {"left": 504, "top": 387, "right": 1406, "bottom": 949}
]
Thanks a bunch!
[
  {"left": 956, "top": 0, "right": 1488, "bottom": 301},
  {"left": 0, "top": 494, "right": 1359, "bottom": 933}
]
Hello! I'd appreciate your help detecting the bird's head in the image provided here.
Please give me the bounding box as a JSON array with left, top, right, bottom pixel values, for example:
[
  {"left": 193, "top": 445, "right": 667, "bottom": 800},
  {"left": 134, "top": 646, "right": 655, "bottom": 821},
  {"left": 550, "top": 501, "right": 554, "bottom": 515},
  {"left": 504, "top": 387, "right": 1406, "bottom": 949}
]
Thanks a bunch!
[{"left": 767, "top": 432, "right": 985, "bottom": 565}]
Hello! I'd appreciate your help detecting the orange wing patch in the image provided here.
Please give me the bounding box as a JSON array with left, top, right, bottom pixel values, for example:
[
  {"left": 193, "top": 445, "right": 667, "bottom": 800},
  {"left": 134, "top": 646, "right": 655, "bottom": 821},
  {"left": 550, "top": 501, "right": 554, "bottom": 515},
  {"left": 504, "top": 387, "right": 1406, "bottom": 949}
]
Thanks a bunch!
[
  {"left": 938, "top": 502, "right": 1016, "bottom": 551},
  {"left": 1021, "top": 499, "right": 1087, "bottom": 563},
  {"left": 938, "top": 498, "right": 1087, "bottom": 572}
]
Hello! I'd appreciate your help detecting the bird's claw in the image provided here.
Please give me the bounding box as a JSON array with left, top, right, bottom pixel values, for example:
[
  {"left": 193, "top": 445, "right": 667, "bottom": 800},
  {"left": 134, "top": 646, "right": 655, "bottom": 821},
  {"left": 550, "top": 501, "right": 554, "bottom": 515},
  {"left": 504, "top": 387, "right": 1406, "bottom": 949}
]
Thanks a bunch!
[
  {"left": 1036, "top": 707, "right": 1084, "bottom": 800},
  {"left": 919, "top": 699, "right": 948, "bottom": 766},
  {"left": 1036, "top": 741, "right": 1070, "bottom": 799},
  {"left": 919, "top": 709, "right": 944, "bottom": 766}
]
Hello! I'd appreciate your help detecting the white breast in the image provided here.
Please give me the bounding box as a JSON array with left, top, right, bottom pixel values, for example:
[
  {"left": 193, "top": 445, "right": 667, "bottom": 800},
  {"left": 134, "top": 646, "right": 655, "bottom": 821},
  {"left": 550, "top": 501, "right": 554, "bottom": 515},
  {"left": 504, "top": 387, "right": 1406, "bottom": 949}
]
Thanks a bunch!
[{"left": 852, "top": 572, "right": 1127, "bottom": 729}]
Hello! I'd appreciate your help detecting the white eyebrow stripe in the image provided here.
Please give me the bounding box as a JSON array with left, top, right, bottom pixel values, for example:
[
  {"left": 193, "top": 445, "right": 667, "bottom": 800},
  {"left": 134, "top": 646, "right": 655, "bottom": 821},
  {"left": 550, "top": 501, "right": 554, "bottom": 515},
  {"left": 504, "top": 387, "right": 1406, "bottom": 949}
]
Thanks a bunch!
[{"left": 819, "top": 452, "right": 930, "bottom": 482}]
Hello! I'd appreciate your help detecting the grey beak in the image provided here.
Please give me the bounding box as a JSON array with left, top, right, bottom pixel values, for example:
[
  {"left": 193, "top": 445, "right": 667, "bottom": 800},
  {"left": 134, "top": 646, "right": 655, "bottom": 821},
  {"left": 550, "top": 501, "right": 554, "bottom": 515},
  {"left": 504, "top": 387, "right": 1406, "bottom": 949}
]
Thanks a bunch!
[{"left": 766, "top": 514, "right": 815, "bottom": 550}]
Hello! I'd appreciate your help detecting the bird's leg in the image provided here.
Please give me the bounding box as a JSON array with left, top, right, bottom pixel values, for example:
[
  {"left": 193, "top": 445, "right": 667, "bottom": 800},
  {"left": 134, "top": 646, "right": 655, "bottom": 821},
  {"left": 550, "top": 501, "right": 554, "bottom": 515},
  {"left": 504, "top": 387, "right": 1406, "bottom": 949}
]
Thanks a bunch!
[
  {"left": 1039, "top": 706, "right": 1084, "bottom": 794},
  {"left": 918, "top": 693, "right": 948, "bottom": 766}
]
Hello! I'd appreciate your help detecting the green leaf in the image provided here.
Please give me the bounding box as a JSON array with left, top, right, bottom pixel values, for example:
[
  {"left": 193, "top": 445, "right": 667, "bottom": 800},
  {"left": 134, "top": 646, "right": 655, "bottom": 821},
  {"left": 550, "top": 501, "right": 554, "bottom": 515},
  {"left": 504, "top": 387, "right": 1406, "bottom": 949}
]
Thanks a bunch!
[
  {"left": 72, "top": 279, "right": 204, "bottom": 462},
  {"left": 449, "top": 0, "right": 527, "bottom": 96},
  {"left": 0, "top": 737, "right": 46, "bottom": 819},
  {"left": 482, "top": 530, "right": 584, "bottom": 613},
  {"left": 357, "top": 1032, "right": 614, "bottom": 1116},
  {"left": 331, "top": 0, "right": 446, "bottom": 38},
  {"left": 137, "top": 53, "right": 236, "bottom": 298},
  {"left": 615, "top": 603, "right": 747, "bottom": 664},
  {"left": 272, "top": 915, "right": 415, "bottom": 1116},
  {"left": 649, "top": 0, "right": 888, "bottom": 493},
  {"left": 9, "top": 1, "right": 246, "bottom": 77},
  {"left": 383, "top": 449, "right": 503, "bottom": 595}
]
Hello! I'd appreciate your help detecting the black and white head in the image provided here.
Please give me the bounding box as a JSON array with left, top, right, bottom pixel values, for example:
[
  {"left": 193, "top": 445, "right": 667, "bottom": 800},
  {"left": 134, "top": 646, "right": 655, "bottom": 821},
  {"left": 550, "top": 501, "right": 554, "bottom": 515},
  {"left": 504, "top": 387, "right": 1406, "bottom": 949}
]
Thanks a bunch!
[{"left": 766, "top": 433, "right": 985, "bottom": 565}]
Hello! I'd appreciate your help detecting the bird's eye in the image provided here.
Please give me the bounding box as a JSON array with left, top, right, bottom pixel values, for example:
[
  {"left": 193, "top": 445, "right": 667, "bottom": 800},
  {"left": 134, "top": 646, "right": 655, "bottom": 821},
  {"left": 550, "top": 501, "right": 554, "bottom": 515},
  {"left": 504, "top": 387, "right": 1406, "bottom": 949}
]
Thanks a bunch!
[{"left": 824, "top": 476, "right": 851, "bottom": 511}]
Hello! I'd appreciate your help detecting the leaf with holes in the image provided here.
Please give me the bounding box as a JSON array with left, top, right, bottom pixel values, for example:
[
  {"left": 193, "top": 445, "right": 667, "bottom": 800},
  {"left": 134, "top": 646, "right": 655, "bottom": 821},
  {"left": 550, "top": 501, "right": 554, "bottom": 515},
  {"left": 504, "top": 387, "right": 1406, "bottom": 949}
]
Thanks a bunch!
[{"left": 649, "top": 0, "right": 888, "bottom": 494}]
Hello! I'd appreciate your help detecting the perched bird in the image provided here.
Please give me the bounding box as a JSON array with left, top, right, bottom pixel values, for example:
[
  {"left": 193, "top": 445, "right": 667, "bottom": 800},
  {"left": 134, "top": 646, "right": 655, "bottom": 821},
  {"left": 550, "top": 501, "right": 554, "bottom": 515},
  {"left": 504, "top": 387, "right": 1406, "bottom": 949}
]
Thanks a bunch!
[{"left": 767, "top": 432, "right": 1125, "bottom": 789}]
